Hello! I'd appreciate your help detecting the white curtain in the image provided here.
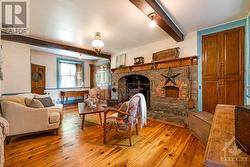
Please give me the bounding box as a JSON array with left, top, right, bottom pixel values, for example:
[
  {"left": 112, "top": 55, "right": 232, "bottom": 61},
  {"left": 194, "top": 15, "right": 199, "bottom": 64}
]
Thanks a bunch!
[{"left": 59, "top": 63, "right": 77, "bottom": 88}]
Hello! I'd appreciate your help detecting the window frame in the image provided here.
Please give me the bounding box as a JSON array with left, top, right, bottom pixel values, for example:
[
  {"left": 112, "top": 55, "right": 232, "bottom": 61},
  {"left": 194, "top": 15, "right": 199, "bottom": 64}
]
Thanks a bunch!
[{"left": 57, "top": 58, "right": 85, "bottom": 89}]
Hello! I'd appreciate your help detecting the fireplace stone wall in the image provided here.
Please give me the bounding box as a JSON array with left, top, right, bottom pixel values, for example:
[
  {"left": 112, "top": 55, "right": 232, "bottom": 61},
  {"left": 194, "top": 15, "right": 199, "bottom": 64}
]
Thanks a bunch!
[{"left": 111, "top": 65, "right": 198, "bottom": 126}]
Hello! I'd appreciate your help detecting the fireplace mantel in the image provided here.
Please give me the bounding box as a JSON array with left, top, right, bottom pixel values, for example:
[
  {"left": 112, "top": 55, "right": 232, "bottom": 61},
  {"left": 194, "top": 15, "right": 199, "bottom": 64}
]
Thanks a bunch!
[{"left": 111, "top": 56, "right": 198, "bottom": 74}]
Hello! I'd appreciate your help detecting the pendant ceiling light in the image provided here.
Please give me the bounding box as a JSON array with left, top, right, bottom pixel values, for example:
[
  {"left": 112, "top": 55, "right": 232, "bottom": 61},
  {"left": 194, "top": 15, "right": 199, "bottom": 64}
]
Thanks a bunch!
[{"left": 91, "top": 32, "right": 104, "bottom": 54}]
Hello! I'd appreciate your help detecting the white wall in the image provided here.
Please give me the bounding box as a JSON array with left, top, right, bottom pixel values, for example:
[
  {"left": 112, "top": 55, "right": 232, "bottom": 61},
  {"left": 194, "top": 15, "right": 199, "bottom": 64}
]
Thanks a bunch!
[
  {"left": 30, "top": 50, "right": 93, "bottom": 89},
  {"left": 31, "top": 50, "right": 93, "bottom": 102},
  {"left": 1, "top": 40, "right": 31, "bottom": 94},
  {"left": 111, "top": 31, "right": 197, "bottom": 68}
]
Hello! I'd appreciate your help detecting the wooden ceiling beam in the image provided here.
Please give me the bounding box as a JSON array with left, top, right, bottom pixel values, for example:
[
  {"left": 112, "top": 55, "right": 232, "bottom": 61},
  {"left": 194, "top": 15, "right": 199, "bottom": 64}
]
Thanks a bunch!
[
  {"left": 1, "top": 32, "right": 111, "bottom": 59},
  {"left": 129, "top": 0, "right": 184, "bottom": 42}
]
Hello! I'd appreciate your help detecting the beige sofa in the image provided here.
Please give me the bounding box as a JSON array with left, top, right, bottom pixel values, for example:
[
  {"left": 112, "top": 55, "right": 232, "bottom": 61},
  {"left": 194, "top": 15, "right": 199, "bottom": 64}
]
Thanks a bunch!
[
  {"left": 0, "top": 116, "right": 9, "bottom": 167},
  {"left": 0, "top": 93, "right": 63, "bottom": 144}
]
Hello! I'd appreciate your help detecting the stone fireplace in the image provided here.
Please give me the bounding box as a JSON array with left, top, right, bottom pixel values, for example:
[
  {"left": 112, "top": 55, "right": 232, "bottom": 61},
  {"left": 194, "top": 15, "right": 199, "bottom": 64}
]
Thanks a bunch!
[
  {"left": 118, "top": 75, "right": 150, "bottom": 107},
  {"left": 111, "top": 57, "right": 198, "bottom": 126}
]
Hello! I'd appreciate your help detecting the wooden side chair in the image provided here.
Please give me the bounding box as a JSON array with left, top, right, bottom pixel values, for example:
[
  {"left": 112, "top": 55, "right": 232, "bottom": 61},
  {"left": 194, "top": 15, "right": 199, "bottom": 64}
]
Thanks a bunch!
[{"left": 103, "top": 95, "right": 141, "bottom": 146}]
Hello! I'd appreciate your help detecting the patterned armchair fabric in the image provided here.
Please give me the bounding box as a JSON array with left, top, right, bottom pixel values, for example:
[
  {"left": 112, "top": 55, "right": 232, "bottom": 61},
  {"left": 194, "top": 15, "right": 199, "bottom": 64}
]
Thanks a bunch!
[
  {"left": 105, "top": 96, "right": 140, "bottom": 131},
  {"left": 103, "top": 95, "right": 141, "bottom": 146}
]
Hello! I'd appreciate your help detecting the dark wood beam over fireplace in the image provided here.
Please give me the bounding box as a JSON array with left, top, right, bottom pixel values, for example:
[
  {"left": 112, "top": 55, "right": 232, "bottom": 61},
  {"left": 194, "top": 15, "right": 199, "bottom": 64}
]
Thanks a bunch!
[
  {"left": 1, "top": 31, "right": 111, "bottom": 59},
  {"left": 129, "top": 0, "right": 184, "bottom": 42}
]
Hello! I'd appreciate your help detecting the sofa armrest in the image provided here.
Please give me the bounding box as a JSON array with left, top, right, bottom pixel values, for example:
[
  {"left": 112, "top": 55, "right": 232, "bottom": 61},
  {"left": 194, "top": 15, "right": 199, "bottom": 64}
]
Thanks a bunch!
[{"left": 1, "top": 101, "right": 49, "bottom": 136}]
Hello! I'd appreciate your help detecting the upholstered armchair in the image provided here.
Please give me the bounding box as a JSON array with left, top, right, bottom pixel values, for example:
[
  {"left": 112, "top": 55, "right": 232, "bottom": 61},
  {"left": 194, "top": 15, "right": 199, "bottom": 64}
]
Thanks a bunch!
[{"left": 103, "top": 95, "right": 141, "bottom": 146}]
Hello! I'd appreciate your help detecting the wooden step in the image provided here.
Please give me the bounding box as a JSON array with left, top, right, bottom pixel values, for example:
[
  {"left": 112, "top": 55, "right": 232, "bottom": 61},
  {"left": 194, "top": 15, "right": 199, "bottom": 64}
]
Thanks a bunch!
[{"left": 188, "top": 111, "right": 213, "bottom": 145}]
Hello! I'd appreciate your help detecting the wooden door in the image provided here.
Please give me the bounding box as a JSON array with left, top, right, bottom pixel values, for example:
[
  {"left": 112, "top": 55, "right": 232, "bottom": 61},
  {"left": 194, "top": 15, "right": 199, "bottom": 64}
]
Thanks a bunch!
[
  {"left": 202, "top": 27, "right": 244, "bottom": 114},
  {"left": 31, "top": 64, "right": 46, "bottom": 94}
]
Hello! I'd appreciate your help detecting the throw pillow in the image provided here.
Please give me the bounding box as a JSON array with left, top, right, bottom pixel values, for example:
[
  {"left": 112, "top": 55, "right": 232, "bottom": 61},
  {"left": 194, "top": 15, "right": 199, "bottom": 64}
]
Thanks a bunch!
[
  {"left": 35, "top": 97, "right": 54, "bottom": 107},
  {"left": 25, "top": 98, "right": 44, "bottom": 108}
]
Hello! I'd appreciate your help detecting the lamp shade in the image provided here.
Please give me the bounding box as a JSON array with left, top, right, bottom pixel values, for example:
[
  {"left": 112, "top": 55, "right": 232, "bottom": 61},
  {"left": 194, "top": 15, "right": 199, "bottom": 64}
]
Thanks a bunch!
[{"left": 92, "top": 32, "right": 104, "bottom": 52}]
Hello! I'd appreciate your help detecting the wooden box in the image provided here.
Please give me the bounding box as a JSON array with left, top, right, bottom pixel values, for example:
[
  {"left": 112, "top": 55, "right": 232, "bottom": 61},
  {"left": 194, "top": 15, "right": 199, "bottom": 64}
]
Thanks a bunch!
[
  {"left": 152, "top": 47, "right": 180, "bottom": 62},
  {"left": 235, "top": 105, "right": 250, "bottom": 154}
]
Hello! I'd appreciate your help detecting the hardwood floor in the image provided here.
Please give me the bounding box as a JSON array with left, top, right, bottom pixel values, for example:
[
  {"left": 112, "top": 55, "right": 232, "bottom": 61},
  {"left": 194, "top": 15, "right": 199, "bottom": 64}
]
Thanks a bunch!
[{"left": 4, "top": 105, "right": 205, "bottom": 167}]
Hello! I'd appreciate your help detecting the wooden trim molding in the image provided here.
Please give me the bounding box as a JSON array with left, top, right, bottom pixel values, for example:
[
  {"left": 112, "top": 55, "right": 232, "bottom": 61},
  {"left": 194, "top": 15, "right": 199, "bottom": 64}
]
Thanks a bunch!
[
  {"left": 1, "top": 31, "right": 111, "bottom": 59},
  {"left": 129, "top": 0, "right": 184, "bottom": 42},
  {"left": 111, "top": 56, "right": 198, "bottom": 74}
]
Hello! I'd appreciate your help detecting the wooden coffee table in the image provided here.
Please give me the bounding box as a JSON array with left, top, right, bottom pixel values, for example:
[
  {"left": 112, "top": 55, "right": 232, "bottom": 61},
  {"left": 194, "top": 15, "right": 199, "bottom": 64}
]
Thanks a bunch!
[{"left": 78, "top": 102, "right": 107, "bottom": 130}]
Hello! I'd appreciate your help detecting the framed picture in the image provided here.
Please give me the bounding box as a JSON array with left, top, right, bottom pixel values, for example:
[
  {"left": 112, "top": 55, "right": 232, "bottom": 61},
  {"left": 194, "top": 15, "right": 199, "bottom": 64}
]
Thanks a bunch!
[{"left": 116, "top": 53, "right": 126, "bottom": 68}]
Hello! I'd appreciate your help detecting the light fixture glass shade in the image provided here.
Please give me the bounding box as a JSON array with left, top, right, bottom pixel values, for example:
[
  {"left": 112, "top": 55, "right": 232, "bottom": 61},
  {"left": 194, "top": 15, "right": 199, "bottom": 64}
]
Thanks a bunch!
[
  {"left": 92, "top": 39, "right": 104, "bottom": 48},
  {"left": 148, "top": 12, "right": 157, "bottom": 28},
  {"left": 92, "top": 32, "right": 104, "bottom": 53},
  {"left": 149, "top": 20, "right": 157, "bottom": 28}
]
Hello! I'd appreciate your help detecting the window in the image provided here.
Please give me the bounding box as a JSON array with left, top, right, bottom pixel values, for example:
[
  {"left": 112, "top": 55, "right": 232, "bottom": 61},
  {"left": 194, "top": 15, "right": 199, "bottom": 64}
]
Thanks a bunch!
[
  {"left": 57, "top": 59, "right": 84, "bottom": 88},
  {"left": 96, "top": 65, "right": 110, "bottom": 87}
]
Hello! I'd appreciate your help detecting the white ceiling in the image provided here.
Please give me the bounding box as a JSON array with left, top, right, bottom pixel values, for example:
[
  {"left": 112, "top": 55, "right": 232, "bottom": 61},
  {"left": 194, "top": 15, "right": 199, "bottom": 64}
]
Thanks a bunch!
[
  {"left": 157, "top": 0, "right": 250, "bottom": 34},
  {"left": 29, "top": 0, "right": 250, "bottom": 56},
  {"left": 29, "top": 0, "right": 168, "bottom": 55}
]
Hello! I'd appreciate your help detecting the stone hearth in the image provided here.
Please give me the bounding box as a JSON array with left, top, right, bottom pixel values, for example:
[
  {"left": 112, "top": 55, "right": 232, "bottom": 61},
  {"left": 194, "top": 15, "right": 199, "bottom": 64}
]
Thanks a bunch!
[{"left": 111, "top": 65, "right": 198, "bottom": 126}]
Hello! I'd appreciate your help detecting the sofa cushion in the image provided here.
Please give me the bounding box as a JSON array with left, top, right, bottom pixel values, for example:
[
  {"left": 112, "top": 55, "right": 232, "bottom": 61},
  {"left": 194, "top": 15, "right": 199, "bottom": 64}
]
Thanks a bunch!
[
  {"left": 0, "top": 96, "right": 26, "bottom": 106},
  {"left": 25, "top": 98, "right": 44, "bottom": 108},
  {"left": 35, "top": 97, "right": 54, "bottom": 107},
  {"left": 49, "top": 112, "right": 60, "bottom": 124},
  {"left": 17, "top": 93, "right": 35, "bottom": 99}
]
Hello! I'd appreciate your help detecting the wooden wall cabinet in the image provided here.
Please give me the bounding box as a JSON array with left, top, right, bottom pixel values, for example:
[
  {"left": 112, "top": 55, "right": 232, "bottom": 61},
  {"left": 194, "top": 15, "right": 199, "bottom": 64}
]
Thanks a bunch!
[{"left": 202, "top": 27, "right": 244, "bottom": 114}]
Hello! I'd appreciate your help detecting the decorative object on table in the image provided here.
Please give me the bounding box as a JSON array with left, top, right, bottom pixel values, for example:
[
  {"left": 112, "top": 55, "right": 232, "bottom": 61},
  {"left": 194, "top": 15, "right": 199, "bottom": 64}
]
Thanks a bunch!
[
  {"left": 84, "top": 98, "right": 97, "bottom": 108},
  {"left": 187, "top": 67, "right": 195, "bottom": 109},
  {"left": 161, "top": 68, "right": 181, "bottom": 87},
  {"left": 116, "top": 53, "right": 126, "bottom": 68},
  {"left": 235, "top": 105, "right": 250, "bottom": 154},
  {"left": 134, "top": 57, "right": 144, "bottom": 65},
  {"left": 152, "top": 47, "right": 180, "bottom": 62},
  {"left": 91, "top": 32, "right": 104, "bottom": 54}
]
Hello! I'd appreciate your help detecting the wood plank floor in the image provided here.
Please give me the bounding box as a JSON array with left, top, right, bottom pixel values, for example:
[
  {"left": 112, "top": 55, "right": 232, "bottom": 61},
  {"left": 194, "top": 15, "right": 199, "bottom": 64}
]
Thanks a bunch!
[{"left": 4, "top": 105, "right": 205, "bottom": 167}]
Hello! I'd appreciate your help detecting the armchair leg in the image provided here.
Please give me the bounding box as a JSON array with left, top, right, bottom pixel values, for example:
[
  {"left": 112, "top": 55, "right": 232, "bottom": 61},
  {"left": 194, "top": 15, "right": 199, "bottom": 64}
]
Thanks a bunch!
[
  {"left": 103, "top": 127, "right": 106, "bottom": 144},
  {"left": 136, "top": 124, "right": 139, "bottom": 136},
  {"left": 128, "top": 126, "right": 132, "bottom": 147}
]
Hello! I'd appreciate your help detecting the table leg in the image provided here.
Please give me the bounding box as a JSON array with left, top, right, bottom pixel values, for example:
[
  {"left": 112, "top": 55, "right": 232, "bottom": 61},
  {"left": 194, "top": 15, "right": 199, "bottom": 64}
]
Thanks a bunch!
[
  {"left": 81, "top": 114, "right": 85, "bottom": 130},
  {"left": 99, "top": 113, "right": 102, "bottom": 126},
  {"left": 62, "top": 96, "right": 65, "bottom": 107}
]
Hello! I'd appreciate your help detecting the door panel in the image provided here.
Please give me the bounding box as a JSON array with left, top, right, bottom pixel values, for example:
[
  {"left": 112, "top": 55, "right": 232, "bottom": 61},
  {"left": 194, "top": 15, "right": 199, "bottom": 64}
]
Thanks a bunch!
[
  {"left": 224, "top": 28, "right": 242, "bottom": 77},
  {"left": 225, "top": 80, "right": 241, "bottom": 105},
  {"left": 202, "top": 34, "right": 219, "bottom": 78},
  {"left": 202, "top": 27, "right": 244, "bottom": 114},
  {"left": 203, "top": 80, "right": 218, "bottom": 114}
]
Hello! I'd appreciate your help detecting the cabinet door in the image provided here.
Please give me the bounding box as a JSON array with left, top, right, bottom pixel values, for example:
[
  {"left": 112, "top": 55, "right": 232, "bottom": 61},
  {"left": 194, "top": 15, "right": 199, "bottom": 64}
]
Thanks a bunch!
[
  {"left": 202, "top": 27, "right": 244, "bottom": 114},
  {"left": 222, "top": 27, "right": 244, "bottom": 105},
  {"left": 202, "top": 33, "right": 220, "bottom": 114}
]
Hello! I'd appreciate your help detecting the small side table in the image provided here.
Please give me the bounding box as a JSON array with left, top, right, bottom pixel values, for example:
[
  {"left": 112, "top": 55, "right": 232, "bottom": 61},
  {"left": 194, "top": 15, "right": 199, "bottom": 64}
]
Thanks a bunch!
[{"left": 78, "top": 102, "right": 107, "bottom": 130}]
